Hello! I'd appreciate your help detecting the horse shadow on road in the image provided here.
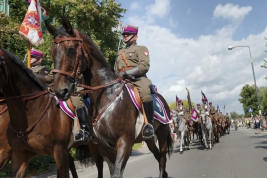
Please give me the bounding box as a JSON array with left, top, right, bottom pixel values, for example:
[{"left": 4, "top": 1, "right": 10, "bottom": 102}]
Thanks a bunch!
[{"left": 263, "top": 157, "right": 267, "bottom": 162}]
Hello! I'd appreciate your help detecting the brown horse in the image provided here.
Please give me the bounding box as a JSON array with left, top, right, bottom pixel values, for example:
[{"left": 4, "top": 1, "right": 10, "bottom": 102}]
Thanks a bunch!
[
  {"left": 0, "top": 102, "right": 11, "bottom": 171},
  {"left": 0, "top": 48, "right": 103, "bottom": 178},
  {"left": 45, "top": 16, "right": 173, "bottom": 178}
]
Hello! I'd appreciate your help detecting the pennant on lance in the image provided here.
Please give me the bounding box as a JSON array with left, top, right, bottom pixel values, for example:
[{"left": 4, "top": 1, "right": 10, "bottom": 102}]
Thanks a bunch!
[
  {"left": 191, "top": 108, "right": 198, "bottom": 122},
  {"left": 19, "top": 0, "right": 44, "bottom": 47}
]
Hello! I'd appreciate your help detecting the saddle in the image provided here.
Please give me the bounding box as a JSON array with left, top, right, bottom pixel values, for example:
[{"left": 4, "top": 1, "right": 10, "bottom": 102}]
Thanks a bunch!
[{"left": 125, "top": 83, "right": 172, "bottom": 124}]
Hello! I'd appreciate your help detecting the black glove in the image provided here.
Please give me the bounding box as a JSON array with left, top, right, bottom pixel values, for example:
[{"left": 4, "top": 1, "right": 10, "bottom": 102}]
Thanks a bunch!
[{"left": 116, "top": 71, "right": 135, "bottom": 80}]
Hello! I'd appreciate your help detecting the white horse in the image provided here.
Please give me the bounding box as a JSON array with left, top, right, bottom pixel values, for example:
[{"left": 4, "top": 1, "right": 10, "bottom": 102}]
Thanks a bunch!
[
  {"left": 200, "top": 112, "right": 213, "bottom": 149},
  {"left": 172, "top": 111, "right": 189, "bottom": 153}
]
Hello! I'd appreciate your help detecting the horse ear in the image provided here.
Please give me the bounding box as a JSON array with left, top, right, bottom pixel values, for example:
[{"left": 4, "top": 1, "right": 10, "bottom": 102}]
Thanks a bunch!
[
  {"left": 44, "top": 20, "right": 57, "bottom": 36},
  {"left": 61, "top": 16, "right": 75, "bottom": 36}
]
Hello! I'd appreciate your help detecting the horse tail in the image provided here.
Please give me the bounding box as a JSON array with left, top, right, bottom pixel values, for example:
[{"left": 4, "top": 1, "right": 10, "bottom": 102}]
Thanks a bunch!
[
  {"left": 166, "top": 125, "right": 174, "bottom": 158},
  {"left": 75, "top": 145, "right": 95, "bottom": 166}
]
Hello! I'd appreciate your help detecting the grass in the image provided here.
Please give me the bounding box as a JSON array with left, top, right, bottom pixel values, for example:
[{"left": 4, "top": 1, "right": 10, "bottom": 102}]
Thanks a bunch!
[{"left": 132, "top": 142, "right": 143, "bottom": 150}]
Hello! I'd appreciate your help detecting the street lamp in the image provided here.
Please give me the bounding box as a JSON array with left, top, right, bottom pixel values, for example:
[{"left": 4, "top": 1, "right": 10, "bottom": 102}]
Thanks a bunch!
[{"left": 228, "top": 45, "right": 261, "bottom": 114}]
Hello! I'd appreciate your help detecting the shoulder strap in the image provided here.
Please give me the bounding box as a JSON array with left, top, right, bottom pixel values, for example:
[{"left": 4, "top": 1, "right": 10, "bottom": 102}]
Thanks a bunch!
[{"left": 121, "top": 50, "right": 131, "bottom": 67}]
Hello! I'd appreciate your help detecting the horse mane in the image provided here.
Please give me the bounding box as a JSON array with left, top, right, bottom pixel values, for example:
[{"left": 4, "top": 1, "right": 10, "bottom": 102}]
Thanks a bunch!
[{"left": 0, "top": 48, "right": 46, "bottom": 90}]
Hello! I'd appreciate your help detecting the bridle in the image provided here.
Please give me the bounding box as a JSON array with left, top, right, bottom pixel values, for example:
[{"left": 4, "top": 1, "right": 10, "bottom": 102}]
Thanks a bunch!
[{"left": 51, "top": 29, "right": 90, "bottom": 79}]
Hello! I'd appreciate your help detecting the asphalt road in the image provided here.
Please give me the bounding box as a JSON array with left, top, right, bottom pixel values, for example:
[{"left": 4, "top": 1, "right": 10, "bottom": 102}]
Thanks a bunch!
[{"left": 37, "top": 127, "right": 267, "bottom": 178}]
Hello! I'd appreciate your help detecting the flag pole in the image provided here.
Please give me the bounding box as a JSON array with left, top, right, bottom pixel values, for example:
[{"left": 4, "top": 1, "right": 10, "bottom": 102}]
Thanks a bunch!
[{"left": 27, "top": 41, "right": 31, "bottom": 68}]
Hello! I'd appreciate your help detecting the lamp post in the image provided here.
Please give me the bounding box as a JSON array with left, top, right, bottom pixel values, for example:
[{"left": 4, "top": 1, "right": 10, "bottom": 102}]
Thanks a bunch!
[{"left": 228, "top": 45, "right": 261, "bottom": 114}]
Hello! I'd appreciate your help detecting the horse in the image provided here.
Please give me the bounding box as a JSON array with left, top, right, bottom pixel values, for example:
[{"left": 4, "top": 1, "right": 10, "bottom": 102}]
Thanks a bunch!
[
  {"left": 0, "top": 48, "right": 103, "bottom": 178},
  {"left": 211, "top": 115, "right": 220, "bottom": 143},
  {"left": 45, "top": 16, "right": 173, "bottom": 178},
  {"left": 199, "top": 112, "right": 213, "bottom": 149},
  {"left": 225, "top": 119, "right": 231, "bottom": 134},
  {"left": 0, "top": 103, "right": 11, "bottom": 171},
  {"left": 172, "top": 111, "right": 189, "bottom": 153}
]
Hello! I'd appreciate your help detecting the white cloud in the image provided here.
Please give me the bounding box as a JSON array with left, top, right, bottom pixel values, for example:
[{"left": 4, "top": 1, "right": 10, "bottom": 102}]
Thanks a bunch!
[
  {"left": 169, "top": 16, "right": 178, "bottom": 28},
  {"left": 146, "top": 0, "right": 171, "bottom": 19},
  {"left": 213, "top": 3, "right": 252, "bottom": 25},
  {"left": 130, "top": 2, "right": 141, "bottom": 10},
  {"left": 123, "top": 2, "right": 266, "bottom": 114}
]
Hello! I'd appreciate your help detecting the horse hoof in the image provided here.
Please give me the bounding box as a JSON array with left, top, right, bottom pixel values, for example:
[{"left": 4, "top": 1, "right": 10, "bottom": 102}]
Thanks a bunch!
[
  {"left": 187, "top": 148, "right": 190, "bottom": 150},
  {"left": 180, "top": 151, "right": 183, "bottom": 154}
]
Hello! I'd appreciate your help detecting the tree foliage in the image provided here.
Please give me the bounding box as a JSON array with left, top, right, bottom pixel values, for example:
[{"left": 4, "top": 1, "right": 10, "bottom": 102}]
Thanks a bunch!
[
  {"left": 238, "top": 84, "right": 264, "bottom": 117},
  {"left": 169, "top": 100, "right": 196, "bottom": 111},
  {"left": 1, "top": 0, "right": 126, "bottom": 68}
]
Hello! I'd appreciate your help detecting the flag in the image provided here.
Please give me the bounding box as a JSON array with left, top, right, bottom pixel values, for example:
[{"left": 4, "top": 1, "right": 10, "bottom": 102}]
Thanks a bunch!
[
  {"left": 201, "top": 90, "right": 207, "bottom": 100},
  {"left": 191, "top": 108, "right": 198, "bottom": 122},
  {"left": 19, "top": 0, "right": 44, "bottom": 47},
  {"left": 217, "top": 105, "right": 219, "bottom": 110},
  {"left": 176, "top": 95, "right": 179, "bottom": 102}
]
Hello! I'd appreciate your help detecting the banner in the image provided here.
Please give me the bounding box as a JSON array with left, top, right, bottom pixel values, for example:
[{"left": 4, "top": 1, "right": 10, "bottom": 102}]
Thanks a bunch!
[
  {"left": 191, "top": 108, "right": 198, "bottom": 122},
  {"left": 19, "top": 0, "right": 44, "bottom": 47}
]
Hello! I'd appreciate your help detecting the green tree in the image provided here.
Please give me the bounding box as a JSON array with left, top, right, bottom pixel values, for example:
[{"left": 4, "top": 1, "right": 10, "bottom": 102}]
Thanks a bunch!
[
  {"left": 169, "top": 100, "right": 196, "bottom": 111},
  {"left": 1, "top": 0, "right": 126, "bottom": 67},
  {"left": 238, "top": 84, "right": 260, "bottom": 117},
  {"left": 230, "top": 111, "right": 239, "bottom": 119}
]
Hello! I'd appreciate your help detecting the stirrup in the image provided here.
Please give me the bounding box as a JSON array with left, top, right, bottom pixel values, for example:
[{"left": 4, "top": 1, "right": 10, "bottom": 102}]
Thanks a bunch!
[
  {"left": 142, "top": 123, "right": 154, "bottom": 139},
  {"left": 74, "top": 129, "right": 89, "bottom": 142}
]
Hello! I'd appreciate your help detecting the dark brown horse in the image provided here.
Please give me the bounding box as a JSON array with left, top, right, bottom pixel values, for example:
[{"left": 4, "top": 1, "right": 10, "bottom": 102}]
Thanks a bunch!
[
  {"left": 45, "top": 16, "right": 173, "bottom": 178},
  {"left": 0, "top": 48, "right": 103, "bottom": 178}
]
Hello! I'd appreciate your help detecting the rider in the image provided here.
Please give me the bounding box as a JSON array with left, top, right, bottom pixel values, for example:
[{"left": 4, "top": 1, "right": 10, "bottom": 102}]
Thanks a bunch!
[
  {"left": 30, "top": 49, "right": 90, "bottom": 142},
  {"left": 176, "top": 99, "right": 185, "bottom": 116},
  {"left": 209, "top": 102, "right": 216, "bottom": 116},
  {"left": 201, "top": 97, "right": 209, "bottom": 115},
  {"left": 114, "top": 25, "right": 154, "bottom": 139}
]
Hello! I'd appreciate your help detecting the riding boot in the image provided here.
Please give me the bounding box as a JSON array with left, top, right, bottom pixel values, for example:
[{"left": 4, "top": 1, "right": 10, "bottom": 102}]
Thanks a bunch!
[
  {"left": 75, "top": 107, "right": 90, "bottom": 142},
  {"left": 142, "top": 100, "right": 154, "bottom": 139}
]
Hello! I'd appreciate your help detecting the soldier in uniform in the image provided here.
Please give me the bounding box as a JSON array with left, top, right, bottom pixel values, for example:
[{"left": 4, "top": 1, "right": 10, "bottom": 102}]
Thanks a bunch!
[
  {"left": 209, "top": 102, "right": 216, "bottom": 116},
  {"left": 176, "top": 99, "right": 185, "bottom": 116},
  {"left": 201, "top": 97, "right": 209, "bottom": 115},
  {"left": 114, "top": 25, "right": 154, "bottom": 139},
  {"left": 30, "top": 49, "right": 89, "bottom": 142}
]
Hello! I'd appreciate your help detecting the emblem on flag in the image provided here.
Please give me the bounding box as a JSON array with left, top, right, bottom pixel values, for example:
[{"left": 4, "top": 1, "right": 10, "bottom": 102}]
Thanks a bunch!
[
  {"left": 19, "top": 0, "right": 44, "bottom": 47},
  {"left": 191, "top": 108, "right": 198, "bottom": 122}
]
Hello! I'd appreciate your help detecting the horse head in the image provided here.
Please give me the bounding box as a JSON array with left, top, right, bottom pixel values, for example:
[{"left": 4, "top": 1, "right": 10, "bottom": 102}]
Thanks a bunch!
[
  {"left": 45, "top": 16, "right": 116, "bottom": 101},
  {"left": 0, "top": 48, "right": 46, "bottom": 96}
]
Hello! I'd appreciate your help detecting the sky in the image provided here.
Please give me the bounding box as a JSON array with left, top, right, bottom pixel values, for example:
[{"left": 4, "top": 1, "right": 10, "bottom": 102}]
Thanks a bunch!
[{"left": 115, "top": 0, "right": 267, "bottom": 114}]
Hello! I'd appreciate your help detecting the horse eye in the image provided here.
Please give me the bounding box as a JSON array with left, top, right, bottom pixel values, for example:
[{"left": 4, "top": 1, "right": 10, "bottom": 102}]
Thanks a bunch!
[{"left": 66, "top": 48, "right": 76, "bottom": 58}]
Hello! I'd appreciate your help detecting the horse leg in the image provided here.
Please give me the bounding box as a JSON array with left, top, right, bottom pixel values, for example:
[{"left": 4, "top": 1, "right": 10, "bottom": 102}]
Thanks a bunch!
[
  {"left": 97, "top": 144, "right": 116, "bottom": 176},
  {"left": 180, "top": 131, "right": 184, "bottom": 153},
  {"left": 0, "top": 149, "right": 11, "bottom": 171},
  {"left": 151, "top": 127, "right": 173, "bottom": 178},
  {"left": 68, "top": 154, "right": 78, "bottom": 178},
  {"left": 88, "top": 141, "right": 104, "bottom": 178},
  {"left": 53, "top": 146, "right": 70, "bottom": 178},
  {"left": 209, "top": 129, "right": 212, "bottom": 149},
  {"left": 11, "top": 151, "right": 35, "bottom": 178},
  {"left": 111, "top": 137, "right": 134, "bottom": 178}
]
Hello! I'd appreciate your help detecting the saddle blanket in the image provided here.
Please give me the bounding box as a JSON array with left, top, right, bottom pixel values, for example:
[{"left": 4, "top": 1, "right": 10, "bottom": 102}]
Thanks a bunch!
[
  {"left": 125, "top": 84, "right": 172, "bottom": 124},
  {"left": 54, "top": 96, "right": 75, "bottom": 119}
]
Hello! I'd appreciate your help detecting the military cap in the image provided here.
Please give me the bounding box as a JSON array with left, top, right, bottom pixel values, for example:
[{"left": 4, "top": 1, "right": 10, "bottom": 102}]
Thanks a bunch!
[
  {"left": 30, "top": 49, "right": 43, "bottom": 58},
  {"left": 122, "top": 25, "right": 138, "bottom": 35},
  {"left": 202, "top": 97, "right": 207, "bottom": 101},
  {"left": 209, "top": 102, "right": 212, "bottom": 105}
]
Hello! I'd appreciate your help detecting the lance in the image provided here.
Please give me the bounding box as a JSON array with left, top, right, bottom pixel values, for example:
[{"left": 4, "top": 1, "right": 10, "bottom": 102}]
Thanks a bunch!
[{"left": 186, "top": 88, "right": 193, "bottom": 113}]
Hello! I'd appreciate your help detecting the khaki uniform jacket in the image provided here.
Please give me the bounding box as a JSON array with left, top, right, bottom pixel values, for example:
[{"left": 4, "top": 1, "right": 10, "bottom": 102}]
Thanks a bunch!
[
  {"left": 114, "top": 42, "right": 152, "bottom": 102},
  {"left": 31, "top": 65, "right": 53, "bottom": 85},
  {"left": 201, "top": 104, "right": 208, "bottom": 114},
  {"left": 209, "top": 105, "right": 216, "bottom": 115}
]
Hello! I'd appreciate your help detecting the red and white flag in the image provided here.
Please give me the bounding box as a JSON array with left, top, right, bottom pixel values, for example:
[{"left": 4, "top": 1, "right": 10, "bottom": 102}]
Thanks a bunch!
[{"left": 19, "top": 0, "right": 43, "bottom": 47}]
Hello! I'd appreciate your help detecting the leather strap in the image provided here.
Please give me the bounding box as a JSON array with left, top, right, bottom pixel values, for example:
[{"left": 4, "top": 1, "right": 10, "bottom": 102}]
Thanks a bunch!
[
  {"left": 0, "top": 106, "right": 8, "bottom": 115},
  {"left": 121, "top": 50, "right": 131, "bottom": 68}
]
